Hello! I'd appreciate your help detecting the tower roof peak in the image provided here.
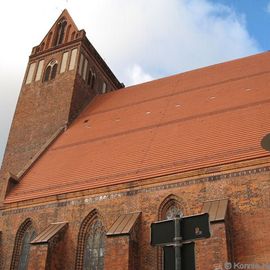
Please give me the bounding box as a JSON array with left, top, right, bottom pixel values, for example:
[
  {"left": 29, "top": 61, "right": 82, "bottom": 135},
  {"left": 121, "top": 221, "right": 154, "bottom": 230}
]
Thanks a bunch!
[{"left": 32, "top": 9, "right": 81, "bottom": 55}]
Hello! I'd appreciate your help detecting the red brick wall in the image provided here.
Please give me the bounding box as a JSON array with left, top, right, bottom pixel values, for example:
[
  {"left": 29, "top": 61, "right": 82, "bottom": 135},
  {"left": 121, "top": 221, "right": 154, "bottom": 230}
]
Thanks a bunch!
[
  {"left": 28, "top": 244, "right": 48, "bottom": 270},
  {"left": 196, "top": 222, "right": 230, "bottom": 270},
  {"left": 105, "top": 237, "right": 130, "bottom": 270},
  {"left": 0, "top": 161, "right": 269, "bottom": 269},
  {"left": 105, "top": 236, "right": 139, "bottom": 270}
]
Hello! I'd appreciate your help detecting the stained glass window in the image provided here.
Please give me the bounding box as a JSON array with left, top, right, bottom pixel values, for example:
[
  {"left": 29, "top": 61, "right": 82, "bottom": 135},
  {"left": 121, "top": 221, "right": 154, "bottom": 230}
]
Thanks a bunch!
[
  {"left": 83, "top": 219, "right": 105, "bottom": 270},
  {"left": 18, "top": 226, "right": 36, "bottom": 270}
]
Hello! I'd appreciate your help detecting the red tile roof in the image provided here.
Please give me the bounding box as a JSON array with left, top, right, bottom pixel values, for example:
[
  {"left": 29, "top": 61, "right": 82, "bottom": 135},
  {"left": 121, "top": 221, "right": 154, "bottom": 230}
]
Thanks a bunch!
[{"left": 5, "top": 52, "right": 270, "bottom": 203}]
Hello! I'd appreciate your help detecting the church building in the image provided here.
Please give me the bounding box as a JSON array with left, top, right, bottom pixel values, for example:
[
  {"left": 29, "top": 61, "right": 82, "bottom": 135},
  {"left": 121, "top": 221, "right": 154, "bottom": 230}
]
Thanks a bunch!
[{"left": 0, "top": 9, "right": 270, "bottom": 270}]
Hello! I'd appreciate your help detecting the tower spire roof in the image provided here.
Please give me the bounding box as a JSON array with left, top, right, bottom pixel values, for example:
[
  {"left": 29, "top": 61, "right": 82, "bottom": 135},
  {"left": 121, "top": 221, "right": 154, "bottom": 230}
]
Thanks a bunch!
[{"left": 33, "top": 9, "right": 81, "bottom": 54}]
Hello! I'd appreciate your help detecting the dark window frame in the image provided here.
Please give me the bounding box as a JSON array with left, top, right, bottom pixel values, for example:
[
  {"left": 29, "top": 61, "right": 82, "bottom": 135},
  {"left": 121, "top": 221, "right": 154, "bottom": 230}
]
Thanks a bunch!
[{"left": 43, "top": 60, "right": 58, "bottom": 82}]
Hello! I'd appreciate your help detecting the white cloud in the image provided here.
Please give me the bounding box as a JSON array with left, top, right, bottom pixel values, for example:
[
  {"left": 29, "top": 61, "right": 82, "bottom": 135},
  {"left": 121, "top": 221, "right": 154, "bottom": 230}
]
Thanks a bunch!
[
  {"left": 267, "top": 2, "right": 270, "bottom": 13},
  {"left": 65, "top": 0, "right": 259, "bottom": 81},
  {"left": 126, "top": 64, "right": 153, "bottom": 85},
  {"left": 0, "top": 0, "right": 261, "bottom": 164}
]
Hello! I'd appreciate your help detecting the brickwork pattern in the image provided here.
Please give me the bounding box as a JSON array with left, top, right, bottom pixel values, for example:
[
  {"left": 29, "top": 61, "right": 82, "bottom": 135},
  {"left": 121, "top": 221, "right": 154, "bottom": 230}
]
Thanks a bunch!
[
  {"left": 0, "top": 164, "right": 269, "bottom": 269},
  {"left": 28, "top": 244, "right": 48, "bottom": 270}
]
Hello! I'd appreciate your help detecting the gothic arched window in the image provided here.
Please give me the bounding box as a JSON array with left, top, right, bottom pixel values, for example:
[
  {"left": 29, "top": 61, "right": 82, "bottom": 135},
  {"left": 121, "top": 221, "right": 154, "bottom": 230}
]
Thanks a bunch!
[
  {"left": 83, "top": 220, "right": 105, "bottom": 270},
  {"left": 75, "top": 210, "right": 106, "bottom": 270},
  {"left": 44, "top": 60, "right": 58, "bottom": 82},
  {"left": 53, "top": 19, "right": 67, "bottom": 46},
  {"left": 157, "top": 195, "right": 183, "bottom": 270},
  {"left": 10, "top": 218, "right": 36, "bottom": 270}
]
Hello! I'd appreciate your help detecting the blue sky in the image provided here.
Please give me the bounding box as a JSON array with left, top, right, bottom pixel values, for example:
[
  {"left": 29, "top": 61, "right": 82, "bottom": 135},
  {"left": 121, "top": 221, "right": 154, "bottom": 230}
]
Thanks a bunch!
[
  {"left": 215, "top": 0, "right": 269, "bottom": 51},
  {"left": 0, "top": 0, "right": 269, "bottom": 166}
]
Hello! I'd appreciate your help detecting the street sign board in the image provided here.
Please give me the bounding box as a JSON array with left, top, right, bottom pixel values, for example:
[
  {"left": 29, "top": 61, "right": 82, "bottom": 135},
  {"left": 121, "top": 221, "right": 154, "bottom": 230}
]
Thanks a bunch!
[
  {"left": 151, "top": 219, "right": 174, "bottom": 246},
  {"left": 181, "top": 213, "right": 210, "bottom": 242},
  {"left": 164, "top": 242, "right": 195, "bottom": 270},
  {"left": 150, "top": 213, "right": 210, "bottom": 246}
]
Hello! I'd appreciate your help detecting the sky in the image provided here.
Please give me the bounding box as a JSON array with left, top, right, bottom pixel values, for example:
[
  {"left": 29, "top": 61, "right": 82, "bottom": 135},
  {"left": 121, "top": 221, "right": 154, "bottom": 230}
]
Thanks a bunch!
[{"left": 0, "top": 0, "right": 269, "bottom": 165}]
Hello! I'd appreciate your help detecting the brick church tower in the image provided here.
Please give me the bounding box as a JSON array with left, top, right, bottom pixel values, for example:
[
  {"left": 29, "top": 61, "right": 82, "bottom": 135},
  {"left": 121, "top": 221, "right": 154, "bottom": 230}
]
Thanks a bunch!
[{"left": 0, "top": 10, "right": 122, "bottom": 202}]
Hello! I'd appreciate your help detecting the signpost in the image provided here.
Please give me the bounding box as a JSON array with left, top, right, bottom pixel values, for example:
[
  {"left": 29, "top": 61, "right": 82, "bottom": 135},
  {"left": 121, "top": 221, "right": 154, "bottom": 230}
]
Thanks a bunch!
[
  {"left": 151, "top": 213, "right": 210, "bottom": 270},
  {"left": 164, "top": 242, "right": 195, "bottom": 270}
]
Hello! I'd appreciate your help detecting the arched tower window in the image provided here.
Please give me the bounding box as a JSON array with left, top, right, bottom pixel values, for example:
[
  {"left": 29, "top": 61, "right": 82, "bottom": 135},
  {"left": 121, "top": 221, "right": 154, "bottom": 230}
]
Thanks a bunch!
[
  {"left": 75, "top": 210, "right": 106, "bottom": 270},
  {"left": 10, "top": 218, "right": 36, "bottom": 270},
  {"left": 157, "top": 195, "right": 183, "bottom": 270},
  {"left": 44, "top": 60, "right": 58, "bottom": 82},
  {"left": 53, "top": 19, "right": 67, "bottom": 46}
]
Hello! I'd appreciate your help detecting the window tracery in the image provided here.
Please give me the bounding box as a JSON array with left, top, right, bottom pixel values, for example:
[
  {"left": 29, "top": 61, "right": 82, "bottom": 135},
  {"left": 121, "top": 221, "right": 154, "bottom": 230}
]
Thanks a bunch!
[
  {"left": 165, "top": 205, "right": 183, "bottom": 220},
  {"left": 75, "top": 210, "right": 105, "bottom": 270},
  {"left": 83, "top": 220, "right": 105, "bottom": 270},
  {"left": 44, "top": 60, "right": 58, "bottom": 82}
]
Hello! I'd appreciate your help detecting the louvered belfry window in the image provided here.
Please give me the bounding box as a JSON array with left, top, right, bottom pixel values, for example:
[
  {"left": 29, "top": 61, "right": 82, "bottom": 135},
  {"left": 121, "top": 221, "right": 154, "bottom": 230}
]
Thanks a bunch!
[{"left": 83, "top": 219, "right": 105, "bottom": 270}]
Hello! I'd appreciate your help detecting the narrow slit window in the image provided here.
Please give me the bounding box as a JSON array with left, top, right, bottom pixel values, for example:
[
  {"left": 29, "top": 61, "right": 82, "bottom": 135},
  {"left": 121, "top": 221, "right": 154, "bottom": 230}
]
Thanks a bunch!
[
  {"left": 87, "top": 70, "right": 93, "bottom": 86},
  {"left": 53, "top": 19, "right": 67, "bottom": 46},
  {"left": 101, "top": 82, "right": 107, "bottom": 94},
  {"left": 91, "top": 74, "right": 96, "bottom": 89},
  {"left": 83, "top": 59, "right": 88, "bottom": 80}
]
